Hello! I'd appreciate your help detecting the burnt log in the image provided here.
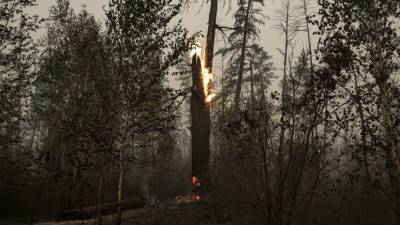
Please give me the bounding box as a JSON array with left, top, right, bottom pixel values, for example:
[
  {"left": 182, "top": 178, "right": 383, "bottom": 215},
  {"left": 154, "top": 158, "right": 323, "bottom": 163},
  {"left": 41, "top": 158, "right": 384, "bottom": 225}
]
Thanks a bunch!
[
  {"left": 58, "top": 196, "right": 146, "bottom": 221},
  {"left": 190, "top": 54, "right": 211, "bottom": 199}
]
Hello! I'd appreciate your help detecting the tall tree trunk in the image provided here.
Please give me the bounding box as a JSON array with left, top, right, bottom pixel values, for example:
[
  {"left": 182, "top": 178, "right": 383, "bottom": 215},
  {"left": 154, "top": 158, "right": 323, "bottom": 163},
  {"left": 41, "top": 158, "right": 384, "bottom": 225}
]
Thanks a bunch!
[
  {"left": 233, "top": 0, "right": 252, "bottom": 114},
  {"left": 277, "top": 2, "right": 290, "bottom": 224},
  {"left": 97, "top": 148, "right": 106, "bottom": 225},
  {"left": 302, "top": 0, "right": 313, "bottom": 76},
  {"left": 204, "top": 0, "right": 218, "bottom": 72},
  {"left": 190, "top": 0, "right": 218, "bottom": 200},
  {"left": 116, "top": 116, "right": 128, "bottom": 225},
  {"left": 302, "top": 0, "right": 320, "bottom": 175},
  {"left": 250, "top": 61, "right": 255, "bottom": 118},
  {"left": 97, "top": 174, "right": 103, "bottom": 225},
  {"left": 191, "top": 55, "right": 211, "bottom": 199}
]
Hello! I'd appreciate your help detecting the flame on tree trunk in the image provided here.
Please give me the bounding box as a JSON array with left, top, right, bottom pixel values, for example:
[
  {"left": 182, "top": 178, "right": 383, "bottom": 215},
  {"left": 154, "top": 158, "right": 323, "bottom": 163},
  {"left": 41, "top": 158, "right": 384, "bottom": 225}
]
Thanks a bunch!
[{"left": 190, "top": 53, "right": 211, "bottom": 200}]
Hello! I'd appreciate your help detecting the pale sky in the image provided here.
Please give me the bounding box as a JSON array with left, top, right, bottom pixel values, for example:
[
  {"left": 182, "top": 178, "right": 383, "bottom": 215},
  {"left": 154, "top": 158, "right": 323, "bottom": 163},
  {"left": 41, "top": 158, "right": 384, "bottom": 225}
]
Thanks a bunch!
[{"left": 32, "top": 0, "right": 319, "bottom": 91}]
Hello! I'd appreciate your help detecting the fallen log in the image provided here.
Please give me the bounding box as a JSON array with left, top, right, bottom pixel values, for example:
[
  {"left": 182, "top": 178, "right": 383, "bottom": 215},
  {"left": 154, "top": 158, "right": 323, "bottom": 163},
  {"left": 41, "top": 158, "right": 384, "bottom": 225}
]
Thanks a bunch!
[{"left": 59, "top": 196, "right": 146, "bottom": 220}]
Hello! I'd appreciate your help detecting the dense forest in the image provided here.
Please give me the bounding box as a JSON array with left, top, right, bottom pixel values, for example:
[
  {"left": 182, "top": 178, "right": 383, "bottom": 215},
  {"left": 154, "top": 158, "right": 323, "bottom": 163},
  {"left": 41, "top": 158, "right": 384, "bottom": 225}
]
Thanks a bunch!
[{"left": 1, "top": 0, "right": 400, "bottom": 224}]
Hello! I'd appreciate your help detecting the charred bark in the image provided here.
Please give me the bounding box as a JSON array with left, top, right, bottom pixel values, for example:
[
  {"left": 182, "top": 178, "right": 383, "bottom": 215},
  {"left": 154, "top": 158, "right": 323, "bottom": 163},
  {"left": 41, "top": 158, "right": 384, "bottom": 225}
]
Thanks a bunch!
[
  {"left": 204, "top": 0, "right": 218, "bottom": 71},
  {"left": 190, "top": 54, "right": 211, "bottom": 200}
]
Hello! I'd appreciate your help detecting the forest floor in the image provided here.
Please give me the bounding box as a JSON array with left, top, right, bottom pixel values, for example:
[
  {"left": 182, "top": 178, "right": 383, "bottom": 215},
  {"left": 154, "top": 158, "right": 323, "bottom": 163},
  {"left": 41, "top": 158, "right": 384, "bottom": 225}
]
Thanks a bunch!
[
  {"left": 29, "top": 199, "right": 256, "bottom": 225},
  {"left": 2, "top": 191, "right": 391, "bottom": 225}
]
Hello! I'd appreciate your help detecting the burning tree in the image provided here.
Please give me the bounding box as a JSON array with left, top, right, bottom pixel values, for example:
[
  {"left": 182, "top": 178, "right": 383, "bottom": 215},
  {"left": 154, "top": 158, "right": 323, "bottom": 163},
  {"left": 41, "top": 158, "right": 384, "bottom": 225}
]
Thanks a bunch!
[
  {"left": 190, "top": 42, "right": 215, "bottom": 200},
  {"left": 188, "top": 0, "right": 218, "bottom": 201}
]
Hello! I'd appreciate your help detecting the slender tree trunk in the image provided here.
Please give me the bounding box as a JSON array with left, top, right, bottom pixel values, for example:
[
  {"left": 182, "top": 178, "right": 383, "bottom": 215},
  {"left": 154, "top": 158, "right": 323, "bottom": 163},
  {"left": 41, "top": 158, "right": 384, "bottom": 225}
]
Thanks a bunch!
[
  {"left": 278, "top": 0, "right": 290, "bottom": 154},
  {"left": 116, "top": 145, "right": 124, "bottom": 225},
  {"left": 259, "top": 93, "right": 272, "bottom": 225},
  {"left": 220, "top": 55, "right": 226, "bottom": 124},
  {"left": 97, "top": 152, "right": 105, "bottom": 225},
  {"left": 277, "top": 3, "right": 290, "bottom": 224},
  {"left": 250, "top": 61, "right": 255, "bottom": 118},
  {"left": 302, "top": 0, "right": 319, "bottom": 171},
  {"left": 288, "top": 52, "right": 296, "bottom": 157},
  {"left": 116, "top": 115, "right": 128, "bottom": 225},
  {"left": 302, "top": 0, "right": 313, "bottom": 76},
  {"left": 97, "top": 174, "right": 103, "bottom": 225},
  {"left": 233, "top": 0, "right": 252, "bottom": 114}
]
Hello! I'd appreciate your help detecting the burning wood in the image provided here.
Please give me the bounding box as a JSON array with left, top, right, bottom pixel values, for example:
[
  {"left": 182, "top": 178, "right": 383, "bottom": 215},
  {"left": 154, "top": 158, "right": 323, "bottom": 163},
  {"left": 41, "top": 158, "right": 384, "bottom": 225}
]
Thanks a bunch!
[
  {"left": 190, "top": 41, "right": 215, "bottom": 103},
  {"left": 192, "top": 176, "right": 201, "bottom": 200},
  {"left": 192, "top": 176, "right": 201, "bottom": 186}
]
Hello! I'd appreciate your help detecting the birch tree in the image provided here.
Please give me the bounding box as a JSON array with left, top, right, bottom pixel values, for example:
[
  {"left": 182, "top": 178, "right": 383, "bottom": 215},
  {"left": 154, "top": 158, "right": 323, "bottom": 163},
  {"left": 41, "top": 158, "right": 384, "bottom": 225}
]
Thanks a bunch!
[{"left": 105, "top": 0, "right": 190, "bottom": 223}]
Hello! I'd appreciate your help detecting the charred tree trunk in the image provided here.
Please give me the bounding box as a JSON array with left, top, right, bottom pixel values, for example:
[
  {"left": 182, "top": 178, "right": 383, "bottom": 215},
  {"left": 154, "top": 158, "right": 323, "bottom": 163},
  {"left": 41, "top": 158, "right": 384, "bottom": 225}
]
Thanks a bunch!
[
  {"left": 191, "top": 54, "right": 211, "bottom": 200},
  {"left": 204, "top": 0, "right": 218, "bottom": 71},
  {"left": 189, "top": 0, "right": 217, "bottom": 201}
]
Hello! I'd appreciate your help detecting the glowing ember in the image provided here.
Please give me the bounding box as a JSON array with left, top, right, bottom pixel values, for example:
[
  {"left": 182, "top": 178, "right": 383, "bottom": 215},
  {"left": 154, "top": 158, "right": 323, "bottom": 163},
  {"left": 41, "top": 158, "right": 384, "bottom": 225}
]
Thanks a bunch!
[
  {"left": 191, "top": 193, "right": 201, "bottom": 201},
  {"left": 192, "top": 176, "right": 200, "bottom": 186},
  {"left": 192, "top": 176, "right": 201, "bottom": 201},
  {"left": 190, "top": 40, "right": 215, "bottom": 103}
]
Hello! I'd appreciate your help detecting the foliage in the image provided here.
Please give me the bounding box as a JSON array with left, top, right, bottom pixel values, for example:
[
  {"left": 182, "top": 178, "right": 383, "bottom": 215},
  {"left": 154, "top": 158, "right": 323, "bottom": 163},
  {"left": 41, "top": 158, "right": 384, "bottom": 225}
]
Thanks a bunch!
[{"left": 0, "top": 0, "right": 41, "bottom": 156}]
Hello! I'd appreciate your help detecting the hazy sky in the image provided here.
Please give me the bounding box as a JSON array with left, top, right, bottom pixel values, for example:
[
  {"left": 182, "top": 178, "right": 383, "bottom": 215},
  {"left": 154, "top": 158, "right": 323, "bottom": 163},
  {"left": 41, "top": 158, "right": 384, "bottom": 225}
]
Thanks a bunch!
[{"left": 32, "top": 0, "right": 318, "bottom": 91}]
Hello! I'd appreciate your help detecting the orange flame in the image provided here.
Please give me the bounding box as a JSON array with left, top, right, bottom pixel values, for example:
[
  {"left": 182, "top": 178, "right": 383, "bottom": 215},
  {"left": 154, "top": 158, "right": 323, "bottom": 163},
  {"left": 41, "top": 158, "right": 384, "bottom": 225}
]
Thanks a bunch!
[
  {"left": 190, "top": 41, "right": 215, "bottom": 103},
  {"left": 191, "top": 176, "right": 201, "bottom": 201},
  {"left": 192, "top": 176, "right": 200, "bottom": 186}
]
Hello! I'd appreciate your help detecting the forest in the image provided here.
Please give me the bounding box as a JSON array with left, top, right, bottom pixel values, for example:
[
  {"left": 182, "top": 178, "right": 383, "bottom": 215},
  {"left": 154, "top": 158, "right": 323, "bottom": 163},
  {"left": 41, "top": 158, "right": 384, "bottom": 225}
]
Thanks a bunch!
[{"left": 1, "top": 0, "right": 400, "bottom": 224}]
